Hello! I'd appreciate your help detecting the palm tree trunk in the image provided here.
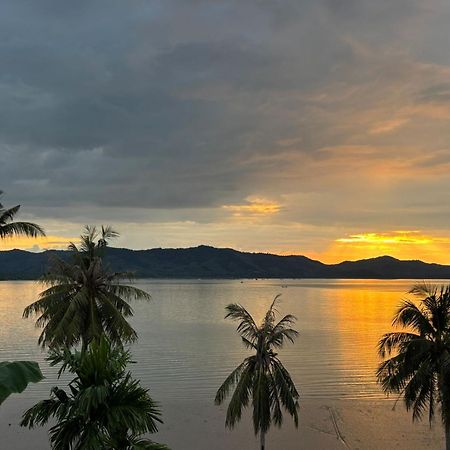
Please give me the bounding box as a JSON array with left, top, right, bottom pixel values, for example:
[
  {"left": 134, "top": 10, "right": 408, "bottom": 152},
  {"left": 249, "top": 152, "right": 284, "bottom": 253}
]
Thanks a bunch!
[{"left": 260, "top": 431, "right": 265, "bottom": 450}]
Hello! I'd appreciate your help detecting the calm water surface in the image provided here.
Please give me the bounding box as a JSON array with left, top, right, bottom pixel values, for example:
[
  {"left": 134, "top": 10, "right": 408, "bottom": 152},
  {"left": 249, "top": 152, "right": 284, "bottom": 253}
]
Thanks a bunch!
[{"left": 0, "top": 279, "right": 437, "bottom": 403}]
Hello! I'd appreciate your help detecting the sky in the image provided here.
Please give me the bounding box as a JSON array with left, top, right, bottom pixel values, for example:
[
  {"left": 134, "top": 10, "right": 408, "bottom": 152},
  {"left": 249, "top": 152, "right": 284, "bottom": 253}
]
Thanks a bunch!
[{"left": 1, "top": 0, "right": 450, "bottom": 263}]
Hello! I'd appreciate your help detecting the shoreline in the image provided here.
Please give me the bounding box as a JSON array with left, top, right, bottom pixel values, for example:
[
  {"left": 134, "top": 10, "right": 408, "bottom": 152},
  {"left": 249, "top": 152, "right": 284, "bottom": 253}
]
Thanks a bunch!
[{"left": 1, "top": 397, "right": 442, "bottom": 449}]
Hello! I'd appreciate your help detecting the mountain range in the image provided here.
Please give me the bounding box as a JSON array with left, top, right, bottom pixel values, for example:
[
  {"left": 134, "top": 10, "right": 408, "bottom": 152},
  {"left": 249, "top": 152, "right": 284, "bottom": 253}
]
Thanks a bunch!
[{"left": 1, "top": 245, "right": 450, "bottom": 280}]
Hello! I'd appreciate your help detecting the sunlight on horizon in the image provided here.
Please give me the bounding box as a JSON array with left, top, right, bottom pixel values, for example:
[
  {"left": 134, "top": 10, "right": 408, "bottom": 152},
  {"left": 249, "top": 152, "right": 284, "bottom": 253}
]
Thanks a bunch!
[
  {"left": 0, "top": 235, "right": 77, "bottom": 251},
  {"left": 2, "top": 227, "right": 450, "bottom": 266},
  {"left": 315, "top": 231, "right": 450, "bottom": 264}
]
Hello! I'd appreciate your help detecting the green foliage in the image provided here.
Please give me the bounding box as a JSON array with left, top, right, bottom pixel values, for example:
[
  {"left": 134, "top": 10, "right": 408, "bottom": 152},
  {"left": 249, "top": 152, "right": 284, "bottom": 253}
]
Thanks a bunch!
[
  {"left": 0, "top": 361, "right": 44, "bottom": 405},
  {"left": 215, "top": 295, "right": 300, "bottom": 436},
  {"left": 0, "top": 192, "right": 45, "bottom": 405},
  {"left": 21, "top": 337, "right": 170, "bottom": 450},
  {"left": 0, "top": 190, "right": 45, "bottom": 239},
  {"left": 377, "top": 283, "right": 450, "bottom": 428},
  {"left": 23, "top": 225, "right": 152, "bottom": 349},
  {"left": 4, "top": 245, "right": 450, "bottom": 281}
]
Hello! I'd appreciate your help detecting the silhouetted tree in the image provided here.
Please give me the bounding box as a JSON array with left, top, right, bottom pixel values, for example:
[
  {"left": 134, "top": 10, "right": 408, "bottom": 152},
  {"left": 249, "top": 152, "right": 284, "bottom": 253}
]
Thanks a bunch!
[
  {"left": 23, "top": 226, "right": 151, "bottom": 351},
  {"left": 21, "top": 337, "right": 169, "bottom": 449},
  {"left": 377, "top": 283, "right": 450, "bottom": 450},
  {"left": 215, "top": 295, "right": 300, "bottom": 450},
  {"left": 0, "top": 191, "right": 44, "bottom": 403},
  {"left": 0, "top": 190, "right": 45, "bottom": 239}
]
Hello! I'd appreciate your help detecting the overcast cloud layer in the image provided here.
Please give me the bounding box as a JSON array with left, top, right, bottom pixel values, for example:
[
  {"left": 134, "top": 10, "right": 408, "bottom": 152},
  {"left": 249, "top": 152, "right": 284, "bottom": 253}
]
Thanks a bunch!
[{"left": 1, "top": 0, "right": 450, "bottom": 261}]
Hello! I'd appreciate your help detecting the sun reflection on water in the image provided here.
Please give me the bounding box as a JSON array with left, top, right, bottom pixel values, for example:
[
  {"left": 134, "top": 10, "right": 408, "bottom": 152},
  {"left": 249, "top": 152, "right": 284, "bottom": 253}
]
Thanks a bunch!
[{"left": 0, "top": 278, "right": 438, "bottom": 401}]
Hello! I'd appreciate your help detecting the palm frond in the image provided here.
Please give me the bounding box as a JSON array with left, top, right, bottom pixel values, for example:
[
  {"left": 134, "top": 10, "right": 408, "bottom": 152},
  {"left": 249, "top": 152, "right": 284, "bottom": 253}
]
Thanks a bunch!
[
  {"left": 107, "top": 284, "right": 152, "bottom": 302},
  {"left": 241, "top": 336, "right": 257, "bottom": 350},
  {"left": 252, "top": 369, "right": 271, "bottom": 434},
  {"left": 217, "top": 298, "right": 299, "bottom": 437},
  {"left": 403, "top": 359, "right": 435, "bottom": 423},
  {"left": 377, "top": 283, "right": 450, "bottom": 431},
  {"left": 215, "top": 360, "right": 249, "bottom": 405},
  {"left": 377, "top": 332, "right": 421, "bottom": 358},
  {"left": 23, "top": 225, "right": 145, "bottom": 350},
  {"left": 0, "top": 221, "right": 46, "bottom": 238},
  {"left": 101, "top": 225, "right": 119, "bottom": 242},
  {"left": 268, "top": 328, "right": 299, "bottom": 349},
  {"left": 97, "top": 293, "right": 138, "bottom": 344},
  {"left": 409, "top": 283, "right": 437, "bottom": 298},
  {"left": 392, "top": 301, "right": 435, "bottom": 335},
  {"left": 262, "top": 294, "right": 282, "bottom": 330},
  {"left": 271, "top": 359, "right": 299, "bottom": 426},
  {"left": 225, "top": 303, "right": 258, "bottom": 340},
  {"left": 0, "top": 205, "right": 20, "bottom": 223},
  {"left": 22, "top": 339, "right": 169, "bottom": 449},
  {"left": 0, "top": 194, "right": 45, "bottom": 238},
  {"left": 225, "top": 359, "right": 255, "bottom": 429}
]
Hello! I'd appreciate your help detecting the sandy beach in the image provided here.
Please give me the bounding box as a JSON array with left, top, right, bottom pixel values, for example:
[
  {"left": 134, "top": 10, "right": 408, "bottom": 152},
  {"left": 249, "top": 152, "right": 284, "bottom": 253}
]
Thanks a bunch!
[{"left": 1, "top": 397, "right": 442, "bottom": 449}]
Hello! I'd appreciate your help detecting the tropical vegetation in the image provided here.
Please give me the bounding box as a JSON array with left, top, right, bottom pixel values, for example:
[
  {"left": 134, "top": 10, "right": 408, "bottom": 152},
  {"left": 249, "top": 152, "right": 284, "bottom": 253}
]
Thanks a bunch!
[
  {"left": 0, "top": 190, "right": 45, "bottom": 239},
  {"left": 23, "top": 225, "right": 152, "bottom": 351},
  {"left": 0, "top": 361, "right": 44, "bottom": 405},
  {"left": 21, "top": 337, "right": 169, "bottom": 449},
  {"left": 0, "top": 191, "right": 44, "bottom": 405},
  {"left": 215, "top": 295, "right": 300, "bottom": 450},
  {"left": 377, "top": 283, "right": 450, "bottom": 450}
]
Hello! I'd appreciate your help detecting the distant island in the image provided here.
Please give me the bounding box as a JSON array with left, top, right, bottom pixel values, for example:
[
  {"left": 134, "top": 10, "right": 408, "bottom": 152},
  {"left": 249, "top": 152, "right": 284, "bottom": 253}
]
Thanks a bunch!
[{"left": 1, "top": 245, "right": 450, "bottom": 280}]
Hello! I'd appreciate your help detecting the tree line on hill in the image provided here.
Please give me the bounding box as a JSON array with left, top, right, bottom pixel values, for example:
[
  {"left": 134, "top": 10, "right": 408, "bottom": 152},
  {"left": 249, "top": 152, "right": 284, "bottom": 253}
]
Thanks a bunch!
[{"left": 2, "top": 245, "right": 450, "bottom": 280}]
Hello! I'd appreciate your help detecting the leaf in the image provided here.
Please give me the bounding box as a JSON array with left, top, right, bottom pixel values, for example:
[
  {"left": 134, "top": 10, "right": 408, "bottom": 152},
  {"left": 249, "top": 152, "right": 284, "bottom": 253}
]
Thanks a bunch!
[
  {"left": 21, "top": 339, "right": 170, "bottom": 449},
  {"left": 0, "top": 361, "right": 44, "bottom": 404}
]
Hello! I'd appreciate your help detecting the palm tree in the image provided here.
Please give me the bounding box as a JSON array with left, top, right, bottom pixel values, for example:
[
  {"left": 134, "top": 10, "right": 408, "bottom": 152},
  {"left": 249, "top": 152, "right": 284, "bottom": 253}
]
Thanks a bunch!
[
  {"left": 0, "top": 191, "right": 44, "bottom": 404},
  {"left": 0, "top": 190, "right": 45, "bottom": 239},
  {"left": 215, "top": 295, "right": 300, "bottom": 450},
  {"left": 23, "top": 225, "right": 151, "bottom": 351},
  {"left": 377, "top": 283, "right": 450, "bottom": 450},
  {"left": 21, "top": 337, "right": 170, "bottom": 449}
]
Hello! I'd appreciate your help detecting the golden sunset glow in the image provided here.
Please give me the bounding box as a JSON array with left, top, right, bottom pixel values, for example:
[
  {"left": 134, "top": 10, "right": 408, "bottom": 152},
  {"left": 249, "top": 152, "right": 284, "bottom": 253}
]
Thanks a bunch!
[
  {"left": 336, "top": 231, "right": 434, "bottom": 245},
  {"left": 0, "top": 235, "right": 77, "bottom": 251},
  {"left": 4, "top": 2, "right": 450, "bottom": 449},
  {"left": 370, "top": 118, "right": 410, "bottom": 134},
  {"left": 222, "top": 197, "right": 282, "bottom": 217},
  {"left": 331, "top": 283, "right": 405, "bottom": 389},
  {"left": 316, "top": 231, "right": 450, "bottom": 264}
]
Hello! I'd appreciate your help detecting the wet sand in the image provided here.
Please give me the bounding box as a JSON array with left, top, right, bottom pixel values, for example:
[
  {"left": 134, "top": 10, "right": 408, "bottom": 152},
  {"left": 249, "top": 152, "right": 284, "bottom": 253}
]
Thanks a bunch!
[{"left": 1, "top": 397, "right": 442, "bottom": 449}]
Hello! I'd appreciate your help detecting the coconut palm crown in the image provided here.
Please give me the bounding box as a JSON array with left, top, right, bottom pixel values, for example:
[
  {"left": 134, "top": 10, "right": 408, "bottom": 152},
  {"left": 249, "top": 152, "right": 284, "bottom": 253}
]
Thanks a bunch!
[
  {"left": 377, "top": 283, "right": 450, "bottom": 450},
  {"left": 215, "top": 295, "right": 300, "bottom": 450},
  {"left": 23, "top": 225, "right": 151, "bottom": 350},
  {"left": 0, "top": 190, "right": 45, "bottom": 239},
  {"left": 21, "top": 337, "right": 169, "bottom": 450}
]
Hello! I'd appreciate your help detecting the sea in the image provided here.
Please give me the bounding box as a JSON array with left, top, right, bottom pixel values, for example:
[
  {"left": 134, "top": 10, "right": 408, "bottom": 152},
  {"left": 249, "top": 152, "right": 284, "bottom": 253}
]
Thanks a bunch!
[{"left": 0, "top": 278, "right": 435, "bottom": 403}]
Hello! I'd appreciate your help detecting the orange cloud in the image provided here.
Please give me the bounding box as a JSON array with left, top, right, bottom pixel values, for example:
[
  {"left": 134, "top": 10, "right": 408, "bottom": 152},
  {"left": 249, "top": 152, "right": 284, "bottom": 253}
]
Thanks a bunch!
[
  {"left": 370, "top": 117, "right": 410, "bottom": 134},
  {"left": 222, "top": 196, "right": 282, "bottom": 217},
  {"left": 336, "top": 231, "right": 434, "bottom": 245}
]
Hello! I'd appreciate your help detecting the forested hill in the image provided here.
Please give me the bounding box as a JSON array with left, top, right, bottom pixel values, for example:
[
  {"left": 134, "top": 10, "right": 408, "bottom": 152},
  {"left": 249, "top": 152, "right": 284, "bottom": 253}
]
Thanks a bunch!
[{"left": 1, "top": 245, "right": 450, "bottom": 280}]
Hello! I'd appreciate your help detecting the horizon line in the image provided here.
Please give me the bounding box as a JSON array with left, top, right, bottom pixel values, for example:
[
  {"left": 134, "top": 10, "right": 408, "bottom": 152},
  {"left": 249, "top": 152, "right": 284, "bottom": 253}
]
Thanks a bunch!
[{"left": 1, "top": 244, "right": 449, "bottom": 266}]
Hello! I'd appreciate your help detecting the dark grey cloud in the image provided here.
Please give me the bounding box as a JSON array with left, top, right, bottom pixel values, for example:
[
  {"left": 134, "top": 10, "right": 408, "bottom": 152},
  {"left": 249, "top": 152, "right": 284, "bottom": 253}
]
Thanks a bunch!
[{"left": 0, "top": 0, "right": 449, "bottom": 238}]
